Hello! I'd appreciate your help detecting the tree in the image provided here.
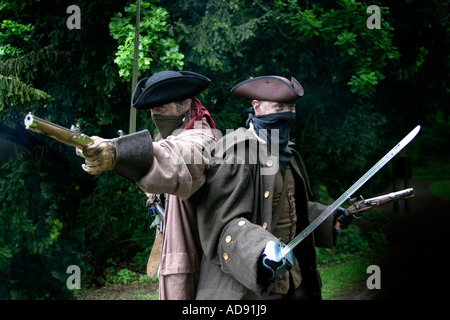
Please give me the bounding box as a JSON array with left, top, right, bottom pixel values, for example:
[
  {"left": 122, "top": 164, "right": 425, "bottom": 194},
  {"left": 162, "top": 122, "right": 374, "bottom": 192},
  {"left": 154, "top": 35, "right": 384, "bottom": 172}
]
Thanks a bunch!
[
  {"left": 0, "top": 0, "right": 182, "bottom": 299},
  {"left": 0, "top": 19, "right": 53, "bottom": 110},
  {"left": 109, "top": 0, "right": 184, "bottom": 81},
  {"left": 164, "top": 0, "right": 400, "bottom": 195}
]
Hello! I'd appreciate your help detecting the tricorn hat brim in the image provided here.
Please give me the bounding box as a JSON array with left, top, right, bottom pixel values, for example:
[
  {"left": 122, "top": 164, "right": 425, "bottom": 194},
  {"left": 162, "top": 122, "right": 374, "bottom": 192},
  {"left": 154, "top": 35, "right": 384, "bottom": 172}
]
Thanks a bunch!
[
  {"left": 132, "top": 71, "right": 211, "bottom": 109},
  {"left": 230, "top": 76, "right": 304, "bottom": 104}
]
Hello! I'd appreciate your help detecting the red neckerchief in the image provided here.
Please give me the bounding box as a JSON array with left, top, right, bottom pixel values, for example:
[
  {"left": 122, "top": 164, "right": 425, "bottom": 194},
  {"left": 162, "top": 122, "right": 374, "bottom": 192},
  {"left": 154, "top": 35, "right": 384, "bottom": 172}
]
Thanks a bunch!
[{"left": 184, "top": 98, "right": 218, "bottom": 136}]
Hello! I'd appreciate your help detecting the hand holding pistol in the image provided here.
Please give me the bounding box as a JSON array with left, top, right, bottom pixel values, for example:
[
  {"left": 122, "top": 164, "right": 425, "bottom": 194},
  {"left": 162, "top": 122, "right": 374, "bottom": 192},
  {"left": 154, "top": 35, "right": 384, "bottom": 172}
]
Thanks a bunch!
[
  {"left": 24, "top": 112, "right": 153, "bottom": 181},
  {"left": 334, "top": 188, "right": 415, "bottom": 232}
]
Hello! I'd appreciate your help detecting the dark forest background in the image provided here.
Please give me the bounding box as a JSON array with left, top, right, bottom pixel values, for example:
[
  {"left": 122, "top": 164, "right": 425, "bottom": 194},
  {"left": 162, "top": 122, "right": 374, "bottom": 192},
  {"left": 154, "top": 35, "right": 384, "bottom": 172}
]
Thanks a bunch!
[{"left": 0, "top": 0, "right": 448, "bottom": 299}]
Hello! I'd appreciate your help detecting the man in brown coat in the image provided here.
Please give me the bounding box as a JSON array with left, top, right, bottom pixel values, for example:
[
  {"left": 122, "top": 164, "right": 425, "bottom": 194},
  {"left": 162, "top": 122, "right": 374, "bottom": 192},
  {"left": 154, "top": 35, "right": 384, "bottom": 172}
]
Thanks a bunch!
[
  {"left": 195, "top": 75, "right": 352, "bottom": 300},
  {"left": 77, "top": 70, "right": 218, "bottom": 299}
]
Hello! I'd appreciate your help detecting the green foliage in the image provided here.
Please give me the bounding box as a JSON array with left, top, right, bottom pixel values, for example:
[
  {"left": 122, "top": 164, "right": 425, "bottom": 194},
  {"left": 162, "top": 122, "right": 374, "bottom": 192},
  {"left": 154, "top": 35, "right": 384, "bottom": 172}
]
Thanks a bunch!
[
  {"left": 175, "top": 0, "right": 264, "bottom": 73},
  {"left": 0, "top": 0, "right": 154, "bottom": 299},
  {"left": 268, "top": 0, "right": 398, "bottom": 194},
  {"left": 0, "top": 156, "right": 87, "bottom": 299},
  {"left": 316, "top": 225, "right": 388, "bottom": 265},
  {"left": 0, "top": 20, "right": 33, "bottom": 58},
  {"left": 77, "top": 173, "right": 151, "bottom": 262},
  {"left": 0, "top": 75, "right": 52, "bottom": 110},
  {"left": 413, "top": 157, "right": 450, "bottom": 179},
  {"left": 109, "top": 1, "right": 184, "bottom": 81},
  {"left": 168, "top": 0, "right": 401, "bottom": 196},
  {"left": 415, "top": 111, "right": 450, "bottom": 158},
  {"left": 0, "top": 19, "right": 54, "bottom": 109},
  {"left": 105, "top": 267, "right": 138, "bottom": 286},
  {"left": 429, "top": 180, "right": 450, "bottom": 201}
]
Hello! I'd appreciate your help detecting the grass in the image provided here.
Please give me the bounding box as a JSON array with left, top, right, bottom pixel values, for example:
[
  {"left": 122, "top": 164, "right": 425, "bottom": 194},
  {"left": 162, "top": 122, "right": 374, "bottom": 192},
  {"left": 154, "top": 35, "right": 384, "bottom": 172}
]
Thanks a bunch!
[
  {"left": 75, "top": 269, "right": 159, "bottom": 300},
  {"left": 317, "top": 232, "right": 388, "bottom": 300},
  {"left": 318, "top": 255, "right": 370, "bottom": 299},
  {"left": 75, "top": 281, "right": 159, "bottom": 300},
  {"left": 316, "top": 210, "right": 390, "bottom": 299}
]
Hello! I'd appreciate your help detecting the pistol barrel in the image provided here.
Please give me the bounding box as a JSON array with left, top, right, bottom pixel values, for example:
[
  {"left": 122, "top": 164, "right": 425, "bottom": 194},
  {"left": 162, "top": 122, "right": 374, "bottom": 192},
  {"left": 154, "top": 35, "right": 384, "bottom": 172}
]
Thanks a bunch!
[
  {"left": 24, "top": 113, "right": 93, "bottom": 148},
  {"left": 365, "top": 188, "right": 414, "bottom": 205}
]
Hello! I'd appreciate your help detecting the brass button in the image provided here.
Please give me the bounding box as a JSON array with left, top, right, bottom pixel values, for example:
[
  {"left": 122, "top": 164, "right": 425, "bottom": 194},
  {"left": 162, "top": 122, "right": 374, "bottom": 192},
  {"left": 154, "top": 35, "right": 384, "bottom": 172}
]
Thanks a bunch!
[
  {"left": 266, "top": 160, "right": 273, "bottom": 167},
  {"left": 223, "top": 253, "right": 229, "bottom": 261},
  {"left": 238, "top": 220, "right": 246, "bottom": 226},
  {"left": 262, "top": 222, "right": 268, "bottom": 229},
  {"left": 225, "top": 235, "right": 232, "bottom": 243},
  {"left": 264, "top": 191, "right": 270, "bottom": 198}
]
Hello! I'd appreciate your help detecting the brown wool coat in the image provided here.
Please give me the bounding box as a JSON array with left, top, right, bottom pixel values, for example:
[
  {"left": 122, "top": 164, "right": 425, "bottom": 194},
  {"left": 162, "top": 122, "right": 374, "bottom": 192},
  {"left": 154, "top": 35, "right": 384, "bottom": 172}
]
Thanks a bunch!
[{"left": 195, "top": 127, "right": 336, "bottom": 300}]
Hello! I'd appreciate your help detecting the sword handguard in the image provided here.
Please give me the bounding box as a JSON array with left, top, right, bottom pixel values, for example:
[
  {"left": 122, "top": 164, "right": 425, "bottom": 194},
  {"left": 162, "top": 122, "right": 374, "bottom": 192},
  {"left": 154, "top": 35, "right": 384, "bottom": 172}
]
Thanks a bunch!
[{"left": 258, "top": 240, "right": 295, "bottom": 289}]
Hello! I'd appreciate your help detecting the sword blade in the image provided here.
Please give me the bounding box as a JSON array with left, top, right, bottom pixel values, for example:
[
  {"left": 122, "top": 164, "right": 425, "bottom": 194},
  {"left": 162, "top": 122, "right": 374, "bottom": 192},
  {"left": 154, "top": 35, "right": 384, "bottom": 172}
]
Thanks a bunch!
[{"left": 281, "top": 125, "right": 421, "bottom": 257}]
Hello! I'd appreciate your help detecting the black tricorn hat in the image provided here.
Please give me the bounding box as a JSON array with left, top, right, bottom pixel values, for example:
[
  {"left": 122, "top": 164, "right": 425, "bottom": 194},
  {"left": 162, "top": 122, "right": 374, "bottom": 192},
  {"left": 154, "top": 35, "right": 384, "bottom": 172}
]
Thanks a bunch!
[
  {"left": 230, "top": 75, "right": 304, "bottom": 104},
  {"left": 132, "top": 71, "right": 211, "bottom": 109}
]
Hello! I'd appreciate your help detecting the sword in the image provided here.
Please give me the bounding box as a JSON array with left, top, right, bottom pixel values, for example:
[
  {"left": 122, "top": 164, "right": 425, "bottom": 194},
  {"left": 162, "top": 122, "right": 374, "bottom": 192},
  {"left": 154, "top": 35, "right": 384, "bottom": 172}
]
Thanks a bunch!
[{"left": 281, "top": 125, "right": 421, "bottom": 260}]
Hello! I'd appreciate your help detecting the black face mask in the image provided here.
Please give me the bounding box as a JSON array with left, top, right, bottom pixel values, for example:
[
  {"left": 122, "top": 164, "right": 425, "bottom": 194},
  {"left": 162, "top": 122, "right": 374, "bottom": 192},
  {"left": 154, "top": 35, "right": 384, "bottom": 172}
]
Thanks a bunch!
[
  {"left": 246, "top": 110, "right": 295, "bottom": 173},
  {"left": 151, "top": 114, "right": 185, "bottom": 139}
]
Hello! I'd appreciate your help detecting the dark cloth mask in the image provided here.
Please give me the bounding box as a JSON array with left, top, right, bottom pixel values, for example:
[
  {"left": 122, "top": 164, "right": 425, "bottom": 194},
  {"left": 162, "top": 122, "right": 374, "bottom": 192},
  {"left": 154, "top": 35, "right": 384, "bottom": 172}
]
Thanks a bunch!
[
  {"left": 152, "top": 114, "right": 185, "bottom": 139},
  {"left": 246, "top": 109, "right": 295, "bottom": 173}
]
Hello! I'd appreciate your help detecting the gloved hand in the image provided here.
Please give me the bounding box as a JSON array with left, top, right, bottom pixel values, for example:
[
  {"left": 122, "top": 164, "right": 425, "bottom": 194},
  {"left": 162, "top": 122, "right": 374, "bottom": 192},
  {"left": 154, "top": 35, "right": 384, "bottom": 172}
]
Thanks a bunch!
[
  {"left": 76, "top": 136, "right": 117, "bottom": 175},
  {"left": 257, "top": 240, "right": 294, "bottom": 291},
  {"left": 333, "top": 207, "right": 353, "bottom": 232}
]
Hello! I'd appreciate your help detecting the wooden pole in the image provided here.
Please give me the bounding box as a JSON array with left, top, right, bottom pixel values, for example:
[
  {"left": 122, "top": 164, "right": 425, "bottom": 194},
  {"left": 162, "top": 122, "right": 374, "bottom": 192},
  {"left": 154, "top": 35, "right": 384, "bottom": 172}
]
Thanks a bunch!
[{"left": 129, "top": 0, "right": 141, "bottom": 134}]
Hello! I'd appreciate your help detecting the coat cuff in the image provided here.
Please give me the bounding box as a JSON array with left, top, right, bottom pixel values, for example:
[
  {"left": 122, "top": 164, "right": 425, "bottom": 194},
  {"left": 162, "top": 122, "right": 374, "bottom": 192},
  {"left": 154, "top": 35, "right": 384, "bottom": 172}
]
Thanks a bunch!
[
  {"left": 218, "top": 217, "right": 278, "bottom": 297},
  {"left": 113, "top": 130, "right": 153, "bottom": 182}
]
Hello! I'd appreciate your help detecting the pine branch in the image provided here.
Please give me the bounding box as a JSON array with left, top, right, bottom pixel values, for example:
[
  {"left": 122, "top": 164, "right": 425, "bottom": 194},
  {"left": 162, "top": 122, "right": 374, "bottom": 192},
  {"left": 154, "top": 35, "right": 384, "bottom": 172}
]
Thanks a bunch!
[{"left": 0, "top": 74, "right": 52, "bottom": 110}]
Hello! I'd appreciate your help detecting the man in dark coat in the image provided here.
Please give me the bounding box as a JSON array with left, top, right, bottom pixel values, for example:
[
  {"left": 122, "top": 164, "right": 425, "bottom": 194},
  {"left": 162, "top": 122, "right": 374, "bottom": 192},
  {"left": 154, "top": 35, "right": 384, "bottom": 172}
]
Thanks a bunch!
[{"left": 195, "top": 75, "right": 352, "bottom": 300}]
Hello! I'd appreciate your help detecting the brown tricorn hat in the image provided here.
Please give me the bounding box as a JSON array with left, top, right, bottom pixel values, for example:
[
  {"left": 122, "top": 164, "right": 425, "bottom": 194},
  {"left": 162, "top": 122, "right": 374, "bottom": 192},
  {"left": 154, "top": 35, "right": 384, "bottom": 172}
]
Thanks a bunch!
[{"left": 230, "top": 76, "right": 304, "bottom": 104}]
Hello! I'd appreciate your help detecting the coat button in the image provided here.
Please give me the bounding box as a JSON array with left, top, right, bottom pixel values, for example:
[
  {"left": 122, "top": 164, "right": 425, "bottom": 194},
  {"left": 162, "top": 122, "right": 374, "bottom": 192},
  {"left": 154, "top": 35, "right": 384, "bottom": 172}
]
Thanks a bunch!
[
  {"left": 238, "top": 220, "right": 246, "bottom": 226},
  {"left": 266, "top": 160, "right": 273, "bottom": 167},
  {"left": 225, "top": 235, "right": 232, "bottom": 243},
  {"left": 264, "top": 191, "right": 270, "bottom": 198},
  {"left": 223, "top": 253, "right": 229, "bottom": 261},
  {"left": 262, "top": 222, "right": 268, "bottom": 229}
]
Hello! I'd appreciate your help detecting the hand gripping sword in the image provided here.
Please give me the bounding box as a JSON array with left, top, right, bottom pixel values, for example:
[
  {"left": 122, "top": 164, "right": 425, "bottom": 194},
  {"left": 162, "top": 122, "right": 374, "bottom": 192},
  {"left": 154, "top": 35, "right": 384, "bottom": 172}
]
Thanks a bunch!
[{"left": 280, "top": 125, "right": 421, "bottom": 261}]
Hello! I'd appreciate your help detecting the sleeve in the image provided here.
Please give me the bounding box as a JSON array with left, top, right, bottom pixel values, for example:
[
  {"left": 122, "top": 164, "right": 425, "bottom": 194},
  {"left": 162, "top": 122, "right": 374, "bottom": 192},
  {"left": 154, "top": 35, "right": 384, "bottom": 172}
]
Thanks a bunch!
[
  {"left": 308, "top": 201, "right": 337, "bottom": 248},
  {"left": 136, "top": 124, "right": 216, "bottom": 199},
  {"left": 197, "top": 158, "right": 278, "bottom": 297},
  {"left": 113, "top": 130, "right": 154, "bottom": 182}
]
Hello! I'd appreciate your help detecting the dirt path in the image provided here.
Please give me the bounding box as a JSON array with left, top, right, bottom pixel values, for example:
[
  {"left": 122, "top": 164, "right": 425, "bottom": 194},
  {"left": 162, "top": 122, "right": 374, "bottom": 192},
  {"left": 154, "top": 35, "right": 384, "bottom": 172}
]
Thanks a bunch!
[{"left": 334, "top": 177, "right": 450, "bottom": 300}]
